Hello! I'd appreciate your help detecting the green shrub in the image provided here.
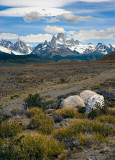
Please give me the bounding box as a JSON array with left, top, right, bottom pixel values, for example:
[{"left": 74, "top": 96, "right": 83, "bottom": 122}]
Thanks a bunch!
[
  {"left": 59, "top": 78, "right": 69, "bottom": 84},
  {"left": 88, "top": 103, "right": 108, "bottom": 119},
  {"left": 52, "top": 108, "right": 86, "bottom": 119},
  {"left": 27, "top": 107, "right": 43, "bottom": 118},
  {"left": 0, "top": 136, "right": 24, "bottom": 160},
  {"left": 93, "top": 133, "right": 108, "bottom": 143},
  {"left": 96, "top": 115, "right": 115, "bottom": 125},
  {"left": 19, "top": 133, "right": 64, "bottom": 160},
  {"left": 0, "top": 119, "right": 23, "bottom": 138},
  {"left": 88, "top": 109, "right": 99, "bottom": 119},
  {"left": 24, "top": 93, "right": 47, "bottom": 110},
  {"left": 28, "top": 114, "right": 54, "bottom": 135},
  {"left": 53, "top": 119, "right": 112, "bottom": 140},
  {"left": 0, "top": 133, "right": 64, "bottom": 160},
  {"left": 10, "top": 94, "right": 20, "bottom": 99},
  {"left": 78, "top": 133, "right": 92, "bottom": 146},
  {"left": 108, "top": 108, "right": 115, "bottom": 116}
]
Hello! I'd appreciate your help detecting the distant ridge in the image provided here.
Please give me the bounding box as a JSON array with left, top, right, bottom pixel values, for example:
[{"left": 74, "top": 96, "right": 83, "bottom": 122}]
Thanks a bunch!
[{"left": 99, "top": 51, "right": 115, "bottom": 61}]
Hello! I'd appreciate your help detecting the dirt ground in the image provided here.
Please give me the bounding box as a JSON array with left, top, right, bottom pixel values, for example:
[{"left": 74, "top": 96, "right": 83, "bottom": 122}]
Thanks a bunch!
[{"left": 0, "top": 60, "right": 115, "bottom": 108}]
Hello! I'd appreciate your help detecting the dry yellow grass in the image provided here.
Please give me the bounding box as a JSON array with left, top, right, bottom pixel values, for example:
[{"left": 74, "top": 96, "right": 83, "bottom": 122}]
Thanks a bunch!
[{"left": 52, "top": 107, "right": 86, "bottom": 119}]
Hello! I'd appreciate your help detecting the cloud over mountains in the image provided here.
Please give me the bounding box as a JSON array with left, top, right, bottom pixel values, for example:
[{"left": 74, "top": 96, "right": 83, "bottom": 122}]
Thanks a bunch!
[{"left": 0, "top": 27, "right": 115, "bottom": 43}]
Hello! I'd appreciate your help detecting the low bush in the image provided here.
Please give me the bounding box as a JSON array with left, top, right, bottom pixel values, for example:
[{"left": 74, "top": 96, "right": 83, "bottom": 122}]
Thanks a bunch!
[
  {"left": 0, "top": 109, "right": 12, "bottom": 122},
  {"left": 24, "top": 93, "right": 47, "bottom": 110},
  {"left": 27, "top": 107, "right": 43, "bottom": 118},
  {"left": 78, "top": 133, "right": 92, "bottom": 146},
  {"left": 96, "top": 115, "right": 115, "bottom": 125},
  {"left": 10, "top": 108, "right": 21, "bottom": 116},
  {"left": 28, "top": 114, "right": 54, "bottom": 135},
  {"left": 88, "top": 103, "right": 108, "bottom": 119},
  {"left": 52, "top": 108, "right": 86, "bottom": 119},
  {"left": 59, "top": 78, "right": 69, "bottom": 84},
  {"left": 0, "top": 132, "right": 64, "bottom": 160},
  {"left": 0, "top": 137, "right": 20, "bottom": 159},
  {"left": 10, "top": 94, "right": 20, "bottom": 99},
  {"left": 0, "top": 119, "right": 23, "bottom": 138},
  {"left": 93, "top": 133, "right": 108, "bottom": 143},
  {"left": 53, "top": 119, "right": 112, "bottom": 140},
  {"left": 108, "top": 108, "right": 115, "bottom": 116}
]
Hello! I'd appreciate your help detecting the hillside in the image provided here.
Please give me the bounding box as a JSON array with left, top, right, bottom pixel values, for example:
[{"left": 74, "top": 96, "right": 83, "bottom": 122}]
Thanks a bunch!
[
  {"left": 99, "top": 51, "right": 115, "bottom": 60},
  {"left": 0, "top": 51, "right": 53, "bottom": 64}
]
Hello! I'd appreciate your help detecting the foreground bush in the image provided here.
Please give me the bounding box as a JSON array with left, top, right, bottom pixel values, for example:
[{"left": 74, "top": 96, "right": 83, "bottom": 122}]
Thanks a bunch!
[
  {"left": 0, "top": 119, "right": 23, "bottom": 138},
  {"left": 0, "top": 132, "right": 64, "bottom": 160},
  {"left": 88, "top": 103, "right": 108, "bottom": 119},
  {"left": 24, "top": 93, "right": 47, "bottom": 110},
  {"left": 27, "top": 107, "right": 43, "bottom": 118},
  {"left": 52, "top": 108, "right": 86, "bottom": 119},
  {"left": 53, "top": 119, "right": 113, "bottom": 140},
  {"left": 96, "top": 115, "right": 115, "bottom": 125},
  {"left": 108, "top": 108, "right": 115, "bottom": 116},
  {"left": 28, "top": 114, "right": 54, "bottom": 134}
]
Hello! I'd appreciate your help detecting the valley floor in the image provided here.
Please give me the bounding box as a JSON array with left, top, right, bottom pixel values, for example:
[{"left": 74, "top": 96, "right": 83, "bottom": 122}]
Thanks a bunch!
[
  {"left": 0, "top": 60, "right": 115, "bottom": 109},
  {"left": 0, "top": 60, "right": 115, "bottom": 160}
]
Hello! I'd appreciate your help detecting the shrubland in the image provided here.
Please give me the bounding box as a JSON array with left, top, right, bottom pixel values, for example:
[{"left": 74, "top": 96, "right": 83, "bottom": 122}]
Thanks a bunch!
[{"left": 0, "top": 91, "right": 114, "bottom": 160}]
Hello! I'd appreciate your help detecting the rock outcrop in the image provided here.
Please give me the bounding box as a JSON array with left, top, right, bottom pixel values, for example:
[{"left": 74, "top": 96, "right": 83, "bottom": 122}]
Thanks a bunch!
[
  {"left": 80, "top": 90, "right": 97, "bottom": 103},
  {"left": 86, "top": 94, "right": 104, "bottom": 112},
  {"left": 61, "top": 95, "right": 85, "bottom": 108}
]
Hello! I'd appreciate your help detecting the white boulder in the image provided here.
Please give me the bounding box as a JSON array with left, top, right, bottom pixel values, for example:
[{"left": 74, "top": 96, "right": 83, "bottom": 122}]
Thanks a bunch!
[
  {"left": 80, "top": 90, "right": 97, "bottom": 104},
  {"left": 61, "top": 95, "right": 85, "bottom": 108},
  {"left": 86, "top": 94, "right": 104, "bottom": 113}
]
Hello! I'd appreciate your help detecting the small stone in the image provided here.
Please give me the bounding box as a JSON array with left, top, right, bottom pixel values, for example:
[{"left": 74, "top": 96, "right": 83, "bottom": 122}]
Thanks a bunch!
[{"left": 45, "top": 109, "right": 54, "bottom": 114}]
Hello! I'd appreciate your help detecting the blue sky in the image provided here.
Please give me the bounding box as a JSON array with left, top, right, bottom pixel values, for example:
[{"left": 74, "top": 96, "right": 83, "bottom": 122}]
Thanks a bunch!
[{"left": 0, "top": 0, "right": 115, "bottom": 45}]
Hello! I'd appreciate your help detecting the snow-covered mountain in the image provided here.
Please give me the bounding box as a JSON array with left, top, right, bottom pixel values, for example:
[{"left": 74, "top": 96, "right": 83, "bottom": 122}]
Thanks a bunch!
[
  {"left": 0, "top": 39, "right": 32, "bottom": 55},
  {"left": 0, "top": 33, "right": 114, "bottom": 59},
  {"left": 32, "top": 33, "right": 115, "bottom": 58}
]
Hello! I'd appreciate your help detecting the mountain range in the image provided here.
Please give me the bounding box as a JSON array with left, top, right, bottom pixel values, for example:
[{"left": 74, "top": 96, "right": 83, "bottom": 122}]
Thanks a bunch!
[
  {"left": 0, "top": 33, "right": 115, "bottom": 60},
  {"left": 0, "top": 38, "right": 32, "bottom": 55}
]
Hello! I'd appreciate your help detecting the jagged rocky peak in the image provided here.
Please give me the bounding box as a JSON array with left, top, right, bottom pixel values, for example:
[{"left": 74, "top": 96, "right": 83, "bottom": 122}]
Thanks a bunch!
[
  {"left": 57, "top": 33, "right": 66, "bottom": 43},
  {"left": 0, "top": 39, "right": 14, "bottom": 49},
  {"left": 96, "top": 43, "right": 107, "bottom": 50},
  {"left": 50, "top": 35, "right": 57, "bottom": 48},
  {"left": 44, "top": 40, "right": 48, "bottom": 45}
]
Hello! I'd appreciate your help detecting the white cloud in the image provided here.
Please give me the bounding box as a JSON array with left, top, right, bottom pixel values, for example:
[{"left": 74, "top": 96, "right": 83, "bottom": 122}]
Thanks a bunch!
[
  {"left": 0, "top": 33, "right": 19, "bottom": 39},
  {"left": 44, "top": 25, "right": 65, "bottom": 34},
  {"left": 67, "top": 28, "right": 115, "bottom": 41},
  {"left": 0, "top": 0, "right": 111, "bottom": 17},
  {"left": 58, "top": 13, "right": 93, "bottom": 23},
  {"left": 46, "top": 17, "right": 59, "bottom": 23},
  {"left": 24, "top": 11, "right": 43, "bottom": 22},
  {"left": 67, "top": 31, "right": 76, "bottom": 35},
  {"left": 0, "top": 0, "right": 112, "bottom": 7},
  {"left": 20, "top": 34, "right": 52, "bottom": 42},
  {"left": 0, "top": 7, "right": 71, "bottom": 17},
  {"left": 1, "top": 27, "right": 115, "bottom": 43},
  {"left": 23, "top": 12, "right": 93, "bottom": 23},
  {"left": 0, "top": 32, "right": 53, "bottom": 42}
]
